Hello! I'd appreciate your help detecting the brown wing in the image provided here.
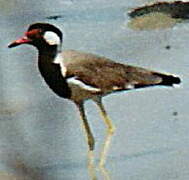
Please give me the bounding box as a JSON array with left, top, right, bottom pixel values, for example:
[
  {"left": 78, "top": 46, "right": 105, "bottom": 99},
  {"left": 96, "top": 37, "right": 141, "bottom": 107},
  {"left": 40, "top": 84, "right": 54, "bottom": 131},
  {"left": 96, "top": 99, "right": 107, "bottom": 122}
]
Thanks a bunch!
[{"left": 63, "top": 50, "right": 180, "bottom": 92}]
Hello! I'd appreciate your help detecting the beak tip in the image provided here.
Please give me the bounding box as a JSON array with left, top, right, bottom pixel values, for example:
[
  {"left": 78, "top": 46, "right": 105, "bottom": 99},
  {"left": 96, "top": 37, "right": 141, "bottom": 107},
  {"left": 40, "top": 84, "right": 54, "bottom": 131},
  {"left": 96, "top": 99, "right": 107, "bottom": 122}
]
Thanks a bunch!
[
  {"left": 8, "top": 44, "right": 13, "bottom": 48},
  {"left": 8, "top": 36, "right": 31, "bottom": 49},
  {"left": 8, "top": 41, "right": 19, "bottom": 48}
]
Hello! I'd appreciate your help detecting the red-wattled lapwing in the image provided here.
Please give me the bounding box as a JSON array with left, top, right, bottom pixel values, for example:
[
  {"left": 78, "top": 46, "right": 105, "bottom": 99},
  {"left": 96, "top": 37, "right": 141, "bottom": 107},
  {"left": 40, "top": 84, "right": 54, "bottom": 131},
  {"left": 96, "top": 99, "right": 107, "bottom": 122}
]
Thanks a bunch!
[{"left": 8, "top": 23, "right": 181, "bottom": 168}]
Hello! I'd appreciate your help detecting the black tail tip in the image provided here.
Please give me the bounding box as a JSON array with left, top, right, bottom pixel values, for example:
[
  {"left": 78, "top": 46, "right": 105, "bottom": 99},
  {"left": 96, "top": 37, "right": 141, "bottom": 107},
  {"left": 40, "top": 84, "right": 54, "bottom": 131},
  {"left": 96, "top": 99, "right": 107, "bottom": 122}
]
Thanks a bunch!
[
  {"left": 173, "top": 76, "right": 181, "bottom": 84},
  {"left": 162, "top": 75, "right": 181, "bottom": 86},
  {"left": 154, "top": 73, "right": 181, "bottom": 86}
]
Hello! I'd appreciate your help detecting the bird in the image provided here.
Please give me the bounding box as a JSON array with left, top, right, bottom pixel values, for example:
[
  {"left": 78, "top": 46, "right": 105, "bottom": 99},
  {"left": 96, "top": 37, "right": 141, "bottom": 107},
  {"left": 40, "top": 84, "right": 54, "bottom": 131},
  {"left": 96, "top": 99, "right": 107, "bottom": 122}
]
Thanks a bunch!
[{"left": 8, "top": 23, "right": 181, "bottom": 168}]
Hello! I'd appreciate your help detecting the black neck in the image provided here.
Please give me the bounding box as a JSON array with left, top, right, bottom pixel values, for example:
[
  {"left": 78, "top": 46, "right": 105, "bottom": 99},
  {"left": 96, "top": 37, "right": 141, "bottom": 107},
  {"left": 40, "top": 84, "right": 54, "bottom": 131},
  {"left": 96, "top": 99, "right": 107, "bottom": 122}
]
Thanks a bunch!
[
  {"left": 38, "top": 44, "right": 58, "bottom": 58},
  {"left": 31, "top": 38, "right": 59, "bottom": 57},
  {"left": 37, "top": 44, "right": 71, "bottom": 99}
]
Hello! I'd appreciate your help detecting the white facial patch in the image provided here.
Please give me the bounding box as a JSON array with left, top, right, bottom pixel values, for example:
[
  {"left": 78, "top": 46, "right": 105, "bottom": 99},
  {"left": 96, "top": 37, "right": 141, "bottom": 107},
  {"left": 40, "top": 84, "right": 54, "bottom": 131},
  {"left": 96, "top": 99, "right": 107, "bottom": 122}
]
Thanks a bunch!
[
  {"left": 44, "top": 31, "right": 61, "bottom": 45},
  {"left": 67, "top": 77, "right": 101, "bottom": 92}
]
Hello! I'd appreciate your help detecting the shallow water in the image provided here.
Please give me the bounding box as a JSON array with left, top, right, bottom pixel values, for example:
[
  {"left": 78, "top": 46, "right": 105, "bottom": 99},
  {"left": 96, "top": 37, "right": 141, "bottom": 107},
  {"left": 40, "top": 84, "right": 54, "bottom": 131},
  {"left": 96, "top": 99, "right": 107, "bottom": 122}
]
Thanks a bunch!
[{"left": 1, "top": 0, "right": 189, "bottom": 179}]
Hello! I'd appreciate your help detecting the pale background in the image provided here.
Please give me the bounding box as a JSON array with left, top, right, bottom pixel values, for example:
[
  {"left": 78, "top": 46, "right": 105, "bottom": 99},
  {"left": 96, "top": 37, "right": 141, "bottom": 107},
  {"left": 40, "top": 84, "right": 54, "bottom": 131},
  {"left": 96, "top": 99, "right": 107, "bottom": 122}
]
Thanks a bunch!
[{"left": 0, "top": 0, "right": 188, "bottom": 179}]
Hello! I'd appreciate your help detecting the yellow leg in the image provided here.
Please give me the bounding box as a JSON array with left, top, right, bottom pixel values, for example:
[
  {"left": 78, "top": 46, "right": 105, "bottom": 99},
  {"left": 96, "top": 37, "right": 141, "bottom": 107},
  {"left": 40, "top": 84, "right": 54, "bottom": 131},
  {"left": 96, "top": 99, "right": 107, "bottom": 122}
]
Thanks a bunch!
[
  {"left": 76, "top": 102, "right": 95, "bottom": 151},
  {"left": 76, "top": 102, "right": 97, "bottom": 180},
  {"left": 93, "top": 97, "right": 115, "bottom": 168},
  {"left": 88, "top": 150, "right": 97, "bottom": 180}
]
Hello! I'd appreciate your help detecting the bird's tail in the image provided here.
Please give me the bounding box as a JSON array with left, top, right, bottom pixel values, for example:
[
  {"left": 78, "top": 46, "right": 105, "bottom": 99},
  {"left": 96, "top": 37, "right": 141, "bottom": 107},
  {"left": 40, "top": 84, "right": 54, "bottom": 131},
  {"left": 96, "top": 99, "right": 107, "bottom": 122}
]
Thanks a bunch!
[{"left": 153, "top": 72, "right": 181, "bottom": 86}]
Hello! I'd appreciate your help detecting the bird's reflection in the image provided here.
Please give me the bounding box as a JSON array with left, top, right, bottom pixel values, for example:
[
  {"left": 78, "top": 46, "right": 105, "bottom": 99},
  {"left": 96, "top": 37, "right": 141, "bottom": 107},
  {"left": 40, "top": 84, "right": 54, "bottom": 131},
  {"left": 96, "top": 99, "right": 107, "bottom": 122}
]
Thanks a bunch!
[{"left": 87, "top": 131, "right": 113, "bottom": 180}]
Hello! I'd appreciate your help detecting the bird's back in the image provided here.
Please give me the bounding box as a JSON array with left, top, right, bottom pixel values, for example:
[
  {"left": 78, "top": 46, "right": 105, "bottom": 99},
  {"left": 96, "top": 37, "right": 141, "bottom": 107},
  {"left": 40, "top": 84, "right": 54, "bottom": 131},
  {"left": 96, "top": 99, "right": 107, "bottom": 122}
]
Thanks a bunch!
[{"left": 62, "top": 49, "right": 180, "bottom": 92}]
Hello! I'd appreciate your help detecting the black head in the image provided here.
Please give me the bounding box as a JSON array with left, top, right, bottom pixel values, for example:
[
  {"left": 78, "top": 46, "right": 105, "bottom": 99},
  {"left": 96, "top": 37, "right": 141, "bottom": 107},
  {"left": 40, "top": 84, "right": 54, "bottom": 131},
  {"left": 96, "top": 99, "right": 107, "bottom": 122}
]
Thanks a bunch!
[{"left": 8, "top": 23, "right": 63, "bottom": 50}]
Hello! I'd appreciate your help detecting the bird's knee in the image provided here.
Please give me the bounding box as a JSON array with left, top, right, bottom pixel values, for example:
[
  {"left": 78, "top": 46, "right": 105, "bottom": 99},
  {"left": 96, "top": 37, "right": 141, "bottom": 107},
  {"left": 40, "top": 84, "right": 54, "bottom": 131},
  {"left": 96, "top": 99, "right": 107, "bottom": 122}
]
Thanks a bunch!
[{"left": 88, "top": 136, "right": 95, "bottom": 151}]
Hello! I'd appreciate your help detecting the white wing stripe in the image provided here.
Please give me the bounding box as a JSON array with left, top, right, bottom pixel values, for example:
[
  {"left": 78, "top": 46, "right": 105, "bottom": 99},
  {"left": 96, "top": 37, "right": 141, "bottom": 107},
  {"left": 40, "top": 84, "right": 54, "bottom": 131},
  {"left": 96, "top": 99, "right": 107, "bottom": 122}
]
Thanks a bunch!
[{"left": 67, "top": 77, "right": 101, "bottom": 92}]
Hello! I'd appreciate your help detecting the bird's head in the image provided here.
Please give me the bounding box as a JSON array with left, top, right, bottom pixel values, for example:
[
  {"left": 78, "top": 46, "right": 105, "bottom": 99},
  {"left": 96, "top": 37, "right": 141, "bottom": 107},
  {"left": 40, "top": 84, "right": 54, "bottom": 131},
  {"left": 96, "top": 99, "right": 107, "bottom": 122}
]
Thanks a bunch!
[{"left": 8, "top": 23, "right": 63, "bottom": 51}]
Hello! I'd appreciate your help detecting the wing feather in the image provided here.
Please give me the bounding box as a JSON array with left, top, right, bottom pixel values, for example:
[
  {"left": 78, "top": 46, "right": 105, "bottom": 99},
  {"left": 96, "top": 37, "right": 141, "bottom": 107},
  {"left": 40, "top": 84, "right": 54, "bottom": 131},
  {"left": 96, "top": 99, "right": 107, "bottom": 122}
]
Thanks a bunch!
[{"left": 62, "top": 50, "right": 178, "bottom": 92}]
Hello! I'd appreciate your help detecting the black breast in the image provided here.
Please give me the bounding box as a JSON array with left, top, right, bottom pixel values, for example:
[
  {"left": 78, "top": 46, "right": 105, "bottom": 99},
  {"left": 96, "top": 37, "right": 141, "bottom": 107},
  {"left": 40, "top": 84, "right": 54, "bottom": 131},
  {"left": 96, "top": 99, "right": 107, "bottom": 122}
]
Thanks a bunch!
[{"left": 38, "top": 59, "right": 71, "bottom": 99}]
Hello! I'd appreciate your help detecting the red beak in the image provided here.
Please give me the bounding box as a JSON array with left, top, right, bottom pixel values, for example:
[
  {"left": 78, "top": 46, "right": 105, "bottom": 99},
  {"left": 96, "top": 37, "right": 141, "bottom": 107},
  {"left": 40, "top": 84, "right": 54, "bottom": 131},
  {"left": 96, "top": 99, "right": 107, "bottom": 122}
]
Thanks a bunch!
[{"left": 8, "top": 36, "right": 32, "bottom": 48}]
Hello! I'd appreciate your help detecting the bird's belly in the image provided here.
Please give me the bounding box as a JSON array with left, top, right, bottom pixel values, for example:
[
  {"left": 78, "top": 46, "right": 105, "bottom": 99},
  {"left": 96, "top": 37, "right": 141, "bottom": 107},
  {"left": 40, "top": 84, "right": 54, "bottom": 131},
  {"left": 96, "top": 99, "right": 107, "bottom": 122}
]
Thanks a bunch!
[{"left": 68, "top": 83, "right": 101, "bottom": 102}]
